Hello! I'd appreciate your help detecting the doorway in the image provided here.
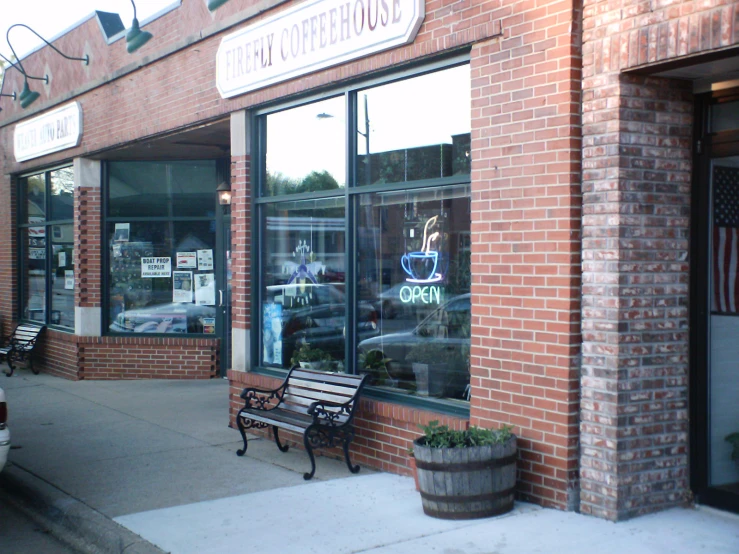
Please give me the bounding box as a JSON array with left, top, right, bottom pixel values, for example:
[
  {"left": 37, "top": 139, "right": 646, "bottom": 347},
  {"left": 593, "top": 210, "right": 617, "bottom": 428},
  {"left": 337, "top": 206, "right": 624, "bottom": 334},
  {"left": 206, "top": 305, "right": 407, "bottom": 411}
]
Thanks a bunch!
[{"left": 691, "top": 91, "right": 739, "bottom": 513}]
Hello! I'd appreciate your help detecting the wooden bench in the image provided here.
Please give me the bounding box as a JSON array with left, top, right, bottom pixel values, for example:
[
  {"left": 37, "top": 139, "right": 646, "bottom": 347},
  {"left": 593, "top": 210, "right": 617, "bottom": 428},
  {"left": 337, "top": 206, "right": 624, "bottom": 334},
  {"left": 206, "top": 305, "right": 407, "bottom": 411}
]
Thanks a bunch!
[
  {"left": 236, "top": 366, "right": 367, "bottom": 480},
  {"left": 1, "top": 324, "right": 46, "bottom": 377}
]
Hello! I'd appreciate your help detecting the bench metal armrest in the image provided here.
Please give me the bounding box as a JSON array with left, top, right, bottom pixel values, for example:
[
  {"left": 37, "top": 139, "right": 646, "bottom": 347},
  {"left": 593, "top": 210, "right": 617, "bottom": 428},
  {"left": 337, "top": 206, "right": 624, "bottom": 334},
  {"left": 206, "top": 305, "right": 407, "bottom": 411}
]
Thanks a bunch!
[
  {"left": 308, "top": 399, "right": 353, "bottom": 427},
  {"left": 239, "top": 383, "right": 287, "bottom": 411}
]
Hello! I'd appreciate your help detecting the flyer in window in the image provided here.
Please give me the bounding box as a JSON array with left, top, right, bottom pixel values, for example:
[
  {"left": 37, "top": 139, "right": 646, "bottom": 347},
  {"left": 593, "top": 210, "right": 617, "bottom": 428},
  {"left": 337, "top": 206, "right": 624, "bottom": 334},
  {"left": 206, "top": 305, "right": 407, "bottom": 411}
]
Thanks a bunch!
[
  {"left": 197, "top": 249, "right": 214, "bottom": 271},
  {"left": 202, "top": 317, "right": 216, "bottom": 334},
  {"left": 194, "top": 273, "right": 216, "bottom": 306},
  {"left": 58, "top": 251, "right": 66, "bottom": 268},
  {"left": 173, "top": 271, "right": 193, "bottom": 302},
  {"left": 64, "top": 270, "right": 74, "bottom": 290},
  {"left": 177, "top": 252, "right": 197, "bottom": 269},
  {"left": 262, "top": 303, "right": 283, "bottom": 365},
  {"left": 114, "top": 223, "right": 130, "bottom": 242}
]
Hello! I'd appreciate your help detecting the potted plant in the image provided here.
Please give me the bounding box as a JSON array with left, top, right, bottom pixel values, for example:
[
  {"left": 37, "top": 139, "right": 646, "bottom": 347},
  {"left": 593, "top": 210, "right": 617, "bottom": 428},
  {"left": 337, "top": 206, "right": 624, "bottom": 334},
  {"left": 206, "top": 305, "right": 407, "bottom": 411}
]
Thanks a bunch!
[
  {"left": 413, "top": 420, "right": 517, "bottom": 520},
  {"left": 725, "top": 432, "right": 739, "bottom": 462},
  {"left": 406, "top": 343, "right": 457, "bottom": 397},
  {"left": 358, "top": 349, "right": 395, "bottom": 386},
  {"left": 290, "top": 343, "right": 332, "bottom": 370}
]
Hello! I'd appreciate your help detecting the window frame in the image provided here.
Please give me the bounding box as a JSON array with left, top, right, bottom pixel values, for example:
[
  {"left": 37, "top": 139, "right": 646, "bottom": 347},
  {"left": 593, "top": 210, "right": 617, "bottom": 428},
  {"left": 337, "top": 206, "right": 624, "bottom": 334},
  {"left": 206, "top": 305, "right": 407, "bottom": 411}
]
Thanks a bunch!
[
  {"left": 102, "top": 159, "right": 222, "bottom": 337},
  {"left": 17, "top": 163, "right": 76, "bottom": 332},
  {"left": 251, "top": 57, "right": 472, "bottom": 417}
]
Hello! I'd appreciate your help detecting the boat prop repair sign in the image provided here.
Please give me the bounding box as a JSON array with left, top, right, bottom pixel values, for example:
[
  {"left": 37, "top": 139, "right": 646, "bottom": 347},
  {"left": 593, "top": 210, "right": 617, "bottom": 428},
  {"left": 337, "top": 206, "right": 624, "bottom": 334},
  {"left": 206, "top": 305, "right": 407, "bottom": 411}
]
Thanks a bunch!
[{"left": 216, "top": 0, "right": 425, "bottom": 97}]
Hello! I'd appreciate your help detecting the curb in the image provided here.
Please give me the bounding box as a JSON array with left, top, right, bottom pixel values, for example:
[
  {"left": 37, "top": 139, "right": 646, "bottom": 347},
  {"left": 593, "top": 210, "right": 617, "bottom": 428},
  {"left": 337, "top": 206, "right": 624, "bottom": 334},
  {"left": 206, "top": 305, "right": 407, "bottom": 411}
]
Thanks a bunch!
[{"left": 0, "top": 463, "right": 166, "bottom": 554}]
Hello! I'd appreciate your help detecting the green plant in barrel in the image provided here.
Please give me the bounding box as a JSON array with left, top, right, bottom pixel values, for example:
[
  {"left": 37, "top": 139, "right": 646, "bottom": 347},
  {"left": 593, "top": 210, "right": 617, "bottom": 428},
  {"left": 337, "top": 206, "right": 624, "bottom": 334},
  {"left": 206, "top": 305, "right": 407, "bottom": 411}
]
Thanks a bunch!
[{"left": 412, "top": 420, "right": 517, "bottom": 520}]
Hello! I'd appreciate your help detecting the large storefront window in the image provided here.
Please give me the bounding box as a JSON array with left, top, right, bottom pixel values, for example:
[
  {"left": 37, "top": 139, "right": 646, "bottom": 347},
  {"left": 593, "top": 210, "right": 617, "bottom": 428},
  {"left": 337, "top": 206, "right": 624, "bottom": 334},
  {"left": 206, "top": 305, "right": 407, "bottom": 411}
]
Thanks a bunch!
[
  {"left": 257, "top": 63, "right": 471, "bottom": 406},
  {"left": 19, "top": 167, "right": 75, "bottom": 329},
  {"left": 106, "top": 161, "right": 218, "bottom": 334}
]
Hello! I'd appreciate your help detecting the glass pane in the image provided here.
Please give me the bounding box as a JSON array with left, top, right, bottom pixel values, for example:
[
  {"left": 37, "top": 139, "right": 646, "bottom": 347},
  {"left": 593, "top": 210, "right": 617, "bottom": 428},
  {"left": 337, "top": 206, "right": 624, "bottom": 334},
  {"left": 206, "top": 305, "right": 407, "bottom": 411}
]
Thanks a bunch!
[
  {"left": 356, "top": 184, "right": 471, "bottom": 401},
  {"left": 709, "top": 160, "right": 739, "bottom": 492},
  {"left": 357, "top": 65, "right": 471, "bottom": 186},
  {"left": 22, "top": 228, "right": 46, "bottom": 323},
  {"left": 108, "top": 221, "right": 216, "bottom": 334},
  {"left": 51, "top": 224, "right": 75, "bottom": 328},
  {"left": 261, "top": 197, "right": 351, "bottom": 369},
  {"left": 265, "top": 96, "right": 346, "bottom": 196},
  {"left": 50, "top": 166, "right": 74, "bottom": 221},
  {"left": 109, "top": 162, "right": 169, "bottom": 217},
  {"left": 170, "top": 161, "right": 217, "bottom": 217},
  {"left": 24, "top": 173, "right": 46, "bottom": 223},
  {"left": 712, "top": 101, "right": 739, "bottom": 133}
]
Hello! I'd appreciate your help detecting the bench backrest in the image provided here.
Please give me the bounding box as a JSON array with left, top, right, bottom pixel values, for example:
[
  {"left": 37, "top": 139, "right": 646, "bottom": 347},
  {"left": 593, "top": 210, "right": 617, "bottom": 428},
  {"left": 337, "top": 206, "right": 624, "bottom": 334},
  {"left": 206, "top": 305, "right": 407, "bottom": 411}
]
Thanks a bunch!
[
  {"left": 11, "top": 324, "right": 45, "bottom": 351},
  {"left": 283, "top": 367, "right": 366, "bottom": 424}
]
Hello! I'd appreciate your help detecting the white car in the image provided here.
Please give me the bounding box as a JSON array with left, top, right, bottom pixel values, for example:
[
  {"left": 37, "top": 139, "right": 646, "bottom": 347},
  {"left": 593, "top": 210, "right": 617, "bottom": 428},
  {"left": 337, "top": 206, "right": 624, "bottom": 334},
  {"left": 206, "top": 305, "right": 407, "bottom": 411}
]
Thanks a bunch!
[{"left": 0, "top": 387, "right": 9, "bottom": 473}]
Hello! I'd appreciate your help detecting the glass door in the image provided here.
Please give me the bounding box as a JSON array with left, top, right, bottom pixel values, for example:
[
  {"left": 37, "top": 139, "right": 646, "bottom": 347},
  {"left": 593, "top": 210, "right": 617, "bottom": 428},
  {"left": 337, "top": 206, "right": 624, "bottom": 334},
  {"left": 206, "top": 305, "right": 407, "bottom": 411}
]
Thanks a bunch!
[{"left": 692, "top": 92, "right": 739, "bottom": 513}]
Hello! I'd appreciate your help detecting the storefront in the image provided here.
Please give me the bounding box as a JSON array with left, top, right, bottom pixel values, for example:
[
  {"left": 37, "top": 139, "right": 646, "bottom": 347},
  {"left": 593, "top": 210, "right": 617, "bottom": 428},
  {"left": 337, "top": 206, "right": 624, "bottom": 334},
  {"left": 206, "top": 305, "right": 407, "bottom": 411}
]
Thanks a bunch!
[{"left": 0, "top": 0, "right": 738, "bottom": 521}]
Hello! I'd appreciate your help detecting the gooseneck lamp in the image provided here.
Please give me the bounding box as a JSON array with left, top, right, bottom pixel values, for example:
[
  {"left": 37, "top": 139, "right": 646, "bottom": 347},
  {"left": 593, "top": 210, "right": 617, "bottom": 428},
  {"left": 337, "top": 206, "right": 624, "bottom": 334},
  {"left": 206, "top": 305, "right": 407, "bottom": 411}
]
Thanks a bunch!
[
  {"left": 126, "top": 0, "right": 153, "bottom": 53},
  {"left": 0, "top": 53, "right": 20, "bottom": 111},
  {"left": 208, "top": 0, "right": 232, "bottom": 10},
  {"left": 6, "top": 23, "right": 89, "bottom": 109}
]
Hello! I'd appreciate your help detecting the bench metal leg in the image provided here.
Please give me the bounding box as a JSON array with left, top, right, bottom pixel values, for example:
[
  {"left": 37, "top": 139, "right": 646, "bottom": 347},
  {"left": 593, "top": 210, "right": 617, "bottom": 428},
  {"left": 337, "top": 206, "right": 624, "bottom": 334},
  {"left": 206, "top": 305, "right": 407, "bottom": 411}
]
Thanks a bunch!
[
  {"left": 272, "top": 426, "right": 289, "bottom": 452},
  {"left": 4, "top": 358, "right": 14, "bottom": 377},
  {"left": 303, "top": 432, "right": 317, "bottom": 481},
  {"left": 343, "top": 434, "right": 360, "bottom": 474},
  {"left": 30, "top": 357, "right": 40, "bottom": 375},
  {"left": 236, "top": 413, "right": 248, "bottom": 456}
]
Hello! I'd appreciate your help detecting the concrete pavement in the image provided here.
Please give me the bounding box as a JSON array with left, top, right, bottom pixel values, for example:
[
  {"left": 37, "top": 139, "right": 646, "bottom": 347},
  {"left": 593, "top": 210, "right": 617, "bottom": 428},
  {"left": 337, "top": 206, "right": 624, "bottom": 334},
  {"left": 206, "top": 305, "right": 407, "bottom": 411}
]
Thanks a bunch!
[{"left": 1, "top": 369, "right": 738, "bottom": 554}]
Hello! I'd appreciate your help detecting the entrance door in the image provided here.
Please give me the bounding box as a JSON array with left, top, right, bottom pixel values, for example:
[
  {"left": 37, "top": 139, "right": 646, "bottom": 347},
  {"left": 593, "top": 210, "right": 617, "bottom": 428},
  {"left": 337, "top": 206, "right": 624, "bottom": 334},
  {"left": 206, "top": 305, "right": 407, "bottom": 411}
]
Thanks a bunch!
[
  {"left": 216, "top": 211, "right": 232, "bottom": 376},
  {"left": 692, "top": 92, "right": 739, "bottom": 513}
]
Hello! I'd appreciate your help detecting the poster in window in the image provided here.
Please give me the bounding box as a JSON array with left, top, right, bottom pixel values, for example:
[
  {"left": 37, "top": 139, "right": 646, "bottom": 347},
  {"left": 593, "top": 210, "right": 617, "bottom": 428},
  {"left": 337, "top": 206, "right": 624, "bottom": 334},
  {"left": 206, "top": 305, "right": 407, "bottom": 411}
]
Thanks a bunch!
[
  {"left": 177, "top": 252, "right": 197, "bottom": 269},
  {"left": 65, "top": 270, "right": 74, "bottom": 290},
  {"left": 262, "top": 303, "right": 283, "bottom": 365},
  {"left": 197, "top": 249, "right": 214, "bottom": 271},
  {"left": 194, "top": 273, "right": 216, "bottom": 306},
  {"left": 141, "top": 257, "right": 171, "bottom": 278},
  {"left": 58, "top": 251, "right": 66, "bottom": 268},
  {"left": 114, "top": 223, "right": 130, "bottom": 242},
  {"left": 202, "top": 317, "right": 216, "bottom": 334},
  {"left": 173, "top": 271, "right": 193, "bottom": 302}
]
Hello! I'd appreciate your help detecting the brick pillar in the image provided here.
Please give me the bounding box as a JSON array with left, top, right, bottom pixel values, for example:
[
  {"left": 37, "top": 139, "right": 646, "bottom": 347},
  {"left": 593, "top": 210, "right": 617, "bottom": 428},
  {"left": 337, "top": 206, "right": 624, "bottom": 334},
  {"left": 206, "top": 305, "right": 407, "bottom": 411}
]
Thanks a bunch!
[
  {"left": 74, "top": 158, "right": 102, "bottom": 337},
  {"left": 468, "top": 0, "right": 583, "bottom": 510},
  {"left": 0, "top": 172, "right": 17, "bottom": 333},
  {"left": 580, "top": 73, "right": 692, "bottom": 520},
  {"left": 229, "top": 110, "right": 252, "bottom": 372}
]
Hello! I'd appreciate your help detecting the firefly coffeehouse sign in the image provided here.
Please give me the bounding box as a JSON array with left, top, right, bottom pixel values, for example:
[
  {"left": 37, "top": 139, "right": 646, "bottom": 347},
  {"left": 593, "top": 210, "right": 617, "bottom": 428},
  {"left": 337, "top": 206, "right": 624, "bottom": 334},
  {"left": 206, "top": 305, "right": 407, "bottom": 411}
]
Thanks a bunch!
[
  {"left": 14, "top": 102, "right": 82, "bottom": 162},
  {"left": 216, "top": 0, "right": 425, "bottom": 97}
]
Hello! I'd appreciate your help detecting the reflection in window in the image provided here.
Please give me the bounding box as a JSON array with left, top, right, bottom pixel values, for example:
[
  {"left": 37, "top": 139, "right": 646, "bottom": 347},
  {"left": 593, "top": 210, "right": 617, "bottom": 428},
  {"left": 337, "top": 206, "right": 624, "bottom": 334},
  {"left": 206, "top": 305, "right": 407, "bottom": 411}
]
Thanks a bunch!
[
  {"left": 261, "top": 197, "right": 358, "bottom": 369},
  {"left": 106, "top": 161, "right": 218, "bottom": 335},
  {"left": 357, "top": 65, "right": 471, "bottom": 186},
  {"left": 265, "top": 96, "right": 346, "bottom": 196},
  {"left": 356, "top": 185, "right": 471, "bottom": 401},
  {"left": 19, "top": 168, "right": 75, "bottom": 330}
]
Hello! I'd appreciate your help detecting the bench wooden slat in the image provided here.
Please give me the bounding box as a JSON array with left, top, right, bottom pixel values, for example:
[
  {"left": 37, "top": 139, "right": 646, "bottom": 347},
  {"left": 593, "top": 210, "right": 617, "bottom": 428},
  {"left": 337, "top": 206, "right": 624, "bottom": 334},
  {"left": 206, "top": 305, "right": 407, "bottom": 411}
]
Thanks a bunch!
[
  {"left": 2, "top": 323, "right": 45, "bottom": 377},
  {"left": 290, "top": 369, "right": 364, "bottom": 387},
  {"left": 286, "top": 387, "right": 354, "bottom": 406},
  {"left": 287, "top": 377, "right": 358, "bottom": 397}
]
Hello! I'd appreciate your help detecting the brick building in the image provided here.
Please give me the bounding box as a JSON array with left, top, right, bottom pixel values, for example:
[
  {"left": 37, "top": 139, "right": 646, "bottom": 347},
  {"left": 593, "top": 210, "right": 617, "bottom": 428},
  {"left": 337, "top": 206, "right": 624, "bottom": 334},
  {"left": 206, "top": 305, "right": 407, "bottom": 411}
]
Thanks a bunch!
[{"left": 0, "top": 0, "right": 737, "bottom": 521}]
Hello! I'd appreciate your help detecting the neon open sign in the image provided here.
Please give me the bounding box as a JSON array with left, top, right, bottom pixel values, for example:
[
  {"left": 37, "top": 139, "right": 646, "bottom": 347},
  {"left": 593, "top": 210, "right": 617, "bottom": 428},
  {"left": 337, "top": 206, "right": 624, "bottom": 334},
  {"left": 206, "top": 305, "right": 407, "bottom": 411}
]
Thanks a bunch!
[{"left": 399, "top": 216, "right": 443, "bottom": 304}]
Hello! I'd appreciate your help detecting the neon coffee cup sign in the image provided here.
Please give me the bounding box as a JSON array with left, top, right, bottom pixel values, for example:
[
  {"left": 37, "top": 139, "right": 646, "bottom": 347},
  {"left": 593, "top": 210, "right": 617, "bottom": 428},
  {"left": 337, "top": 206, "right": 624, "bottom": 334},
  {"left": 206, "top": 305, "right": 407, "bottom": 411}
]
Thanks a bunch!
[{"left": 399, "top": 216, "right": 443, "bottom": 305}]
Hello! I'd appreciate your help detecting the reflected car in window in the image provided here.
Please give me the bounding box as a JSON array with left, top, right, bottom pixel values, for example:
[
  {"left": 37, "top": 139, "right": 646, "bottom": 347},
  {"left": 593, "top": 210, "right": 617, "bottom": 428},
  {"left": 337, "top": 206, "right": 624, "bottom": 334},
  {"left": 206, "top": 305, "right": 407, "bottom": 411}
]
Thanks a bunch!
[
  {"left": 357, "top": 293, "right": 470, "bottom": 398},
  {"left": 264, "top": 283, "right": 379, "bottom": 368},
  {"left": 0, "top": 387, "right": 9, "bottom": 473},
  {"left": 109, "top": 303, "right": 216, "bottom": 334}
]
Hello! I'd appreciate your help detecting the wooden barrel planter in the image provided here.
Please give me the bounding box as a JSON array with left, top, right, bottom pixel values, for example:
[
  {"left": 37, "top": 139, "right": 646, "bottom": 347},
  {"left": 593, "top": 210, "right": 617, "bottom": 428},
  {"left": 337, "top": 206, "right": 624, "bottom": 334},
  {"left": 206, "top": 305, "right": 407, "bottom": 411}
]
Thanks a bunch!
[{"left": 412, "top": 435, "right": 517, "bottom": 520}]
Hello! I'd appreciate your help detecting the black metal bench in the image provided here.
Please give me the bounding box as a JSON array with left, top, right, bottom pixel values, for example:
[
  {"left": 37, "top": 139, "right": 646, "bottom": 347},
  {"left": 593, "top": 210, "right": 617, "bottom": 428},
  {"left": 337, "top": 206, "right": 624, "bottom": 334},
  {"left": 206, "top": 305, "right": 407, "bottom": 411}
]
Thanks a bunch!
[
  {"left": 236, "top": 366, "right": 367, "bottom": 480},
  {"left": 1, "top": 323, "right": 46, "bottom": 377}
]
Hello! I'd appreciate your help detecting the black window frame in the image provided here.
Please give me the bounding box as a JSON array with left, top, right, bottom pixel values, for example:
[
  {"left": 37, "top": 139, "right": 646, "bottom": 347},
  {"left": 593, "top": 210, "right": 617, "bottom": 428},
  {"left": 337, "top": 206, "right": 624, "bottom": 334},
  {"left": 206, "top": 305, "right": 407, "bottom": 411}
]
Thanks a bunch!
[
  {"left": 251, "top": 55, "right": 473, "bottom": 417},
  {"left": 102, "top": 159, "right": 223, "bottom": 337},
  {"left": 17, "top": 163, "right": 76, "bottom": 332}
]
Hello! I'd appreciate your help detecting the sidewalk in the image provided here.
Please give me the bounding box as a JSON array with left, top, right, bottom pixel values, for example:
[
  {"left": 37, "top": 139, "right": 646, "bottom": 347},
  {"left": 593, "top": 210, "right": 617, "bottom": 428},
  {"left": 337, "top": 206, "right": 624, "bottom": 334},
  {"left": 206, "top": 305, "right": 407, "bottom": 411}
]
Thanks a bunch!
[{"left": 1, "top": 369, "right": 737, "bottom": 554}]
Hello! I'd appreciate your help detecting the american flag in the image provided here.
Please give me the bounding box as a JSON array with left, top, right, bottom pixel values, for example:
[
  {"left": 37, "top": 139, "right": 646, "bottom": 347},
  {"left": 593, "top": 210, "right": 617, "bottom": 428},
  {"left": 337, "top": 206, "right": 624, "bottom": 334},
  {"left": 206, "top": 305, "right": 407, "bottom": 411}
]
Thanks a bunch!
[{"left": 713, "top": 166, "right": 739, "bottom": 313}]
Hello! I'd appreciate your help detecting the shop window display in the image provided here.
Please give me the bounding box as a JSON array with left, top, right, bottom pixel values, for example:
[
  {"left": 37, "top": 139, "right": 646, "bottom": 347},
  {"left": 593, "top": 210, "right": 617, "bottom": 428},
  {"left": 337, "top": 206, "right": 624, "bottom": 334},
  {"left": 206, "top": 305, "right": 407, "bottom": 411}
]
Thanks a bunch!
[
  {"left": 257, "top": 63, "right": 471, "bottom": 405},
  {"left": 106, "top": 162, "right": 218, "bottom": 335},
  {"left": 19, "top": 168, "right": 75, "bottom": 329}
]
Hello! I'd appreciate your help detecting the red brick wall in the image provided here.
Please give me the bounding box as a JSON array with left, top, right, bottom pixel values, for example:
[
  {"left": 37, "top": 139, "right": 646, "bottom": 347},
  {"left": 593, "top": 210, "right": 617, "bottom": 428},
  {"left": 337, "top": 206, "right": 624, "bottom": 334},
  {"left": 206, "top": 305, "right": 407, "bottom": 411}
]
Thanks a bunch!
[
  {"left": 231, "top": 154, "right": 251, "bottom": 332},
  {"left": 76, "top": 185, "right": 102, "bottom": 308},
  {"left": 36, "top": 330, "right": 80, "bottom": 380},
  {"left": 580, "top": 0, "right": 708, "bottom": 521},
  {"left": 468, "top": 1, "right": 584, "bottom": 510}
]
